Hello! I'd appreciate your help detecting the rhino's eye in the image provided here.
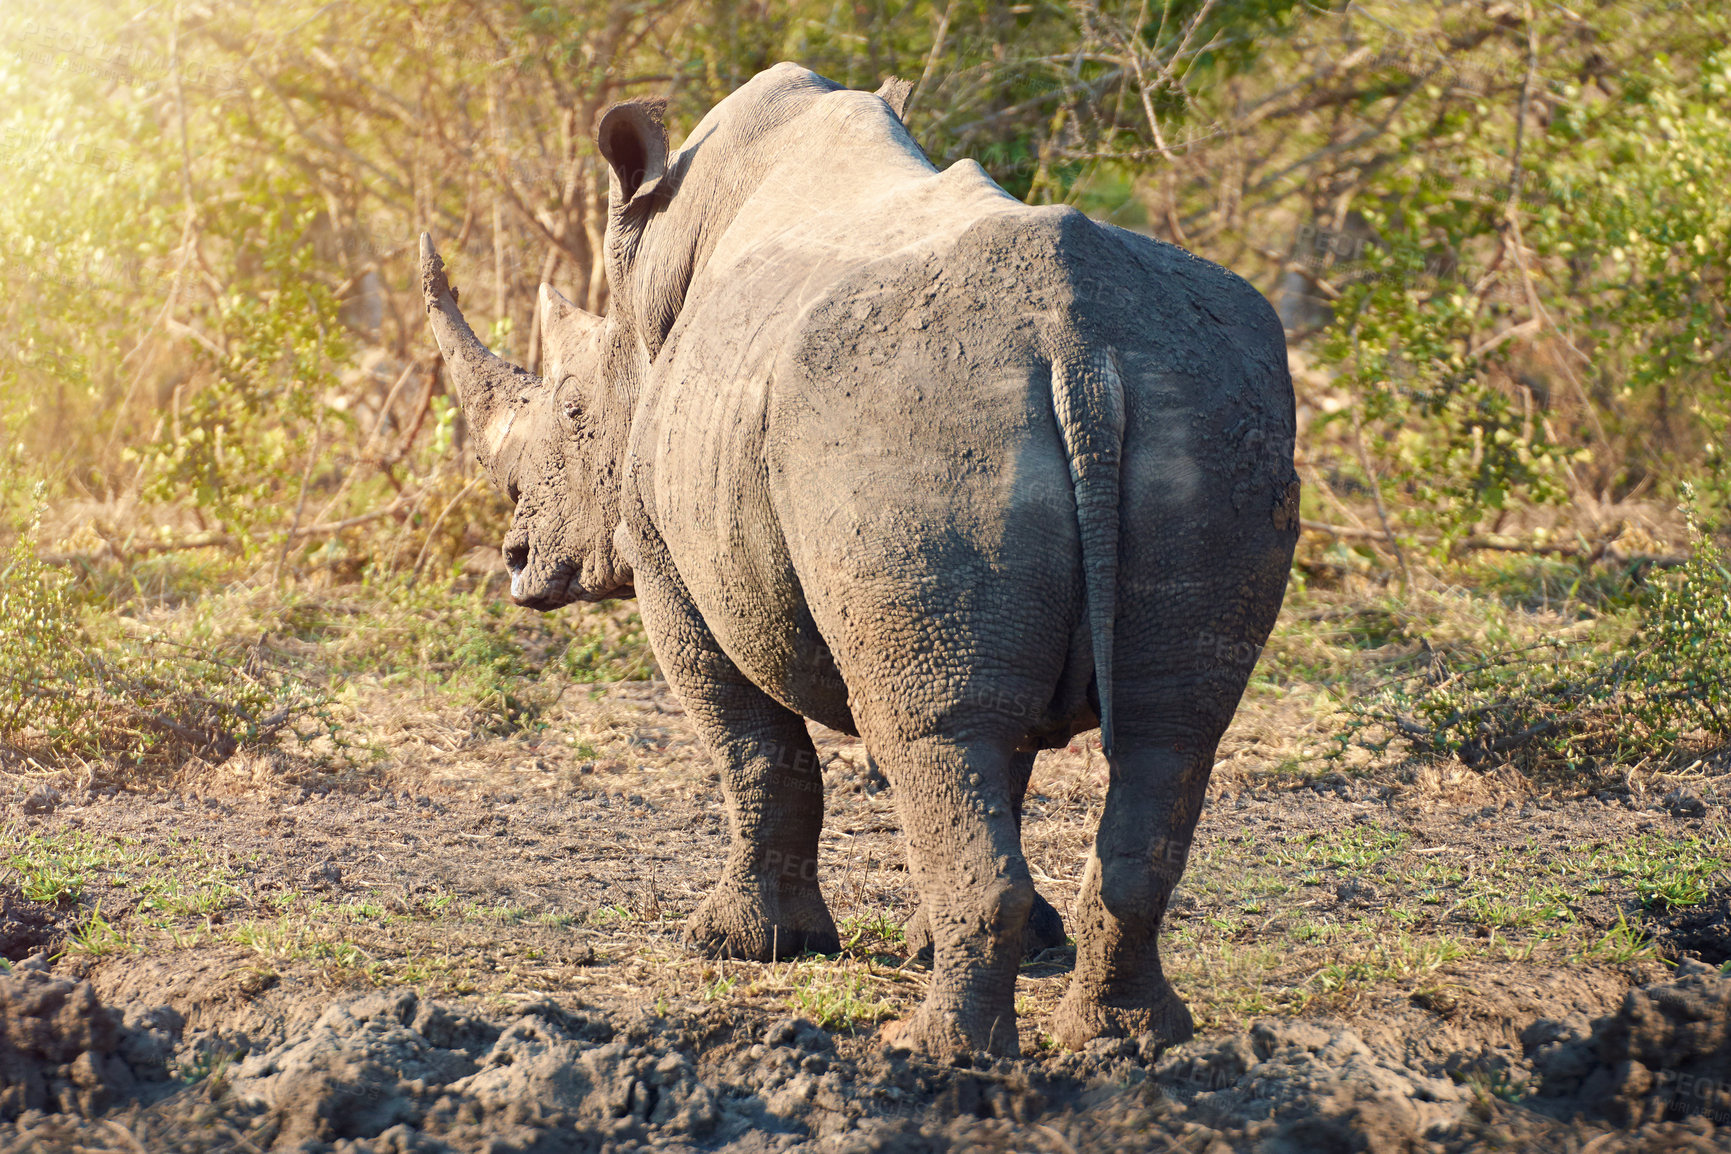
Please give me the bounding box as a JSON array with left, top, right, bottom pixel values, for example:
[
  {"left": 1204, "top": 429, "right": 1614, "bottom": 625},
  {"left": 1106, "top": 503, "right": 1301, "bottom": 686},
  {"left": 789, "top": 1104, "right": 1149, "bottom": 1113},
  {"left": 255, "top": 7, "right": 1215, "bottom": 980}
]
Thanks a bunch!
[{"left": 555, "top": 378, "right": 581, "bottom": 424}]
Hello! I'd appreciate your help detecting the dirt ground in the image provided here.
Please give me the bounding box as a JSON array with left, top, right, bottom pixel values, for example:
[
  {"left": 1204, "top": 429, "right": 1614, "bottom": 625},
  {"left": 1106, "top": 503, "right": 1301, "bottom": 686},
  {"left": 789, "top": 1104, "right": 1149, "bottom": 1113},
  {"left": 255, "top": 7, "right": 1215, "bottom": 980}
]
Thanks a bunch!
[{"left": 3, "top": 670, "right": 1730, "bottom": 1153}]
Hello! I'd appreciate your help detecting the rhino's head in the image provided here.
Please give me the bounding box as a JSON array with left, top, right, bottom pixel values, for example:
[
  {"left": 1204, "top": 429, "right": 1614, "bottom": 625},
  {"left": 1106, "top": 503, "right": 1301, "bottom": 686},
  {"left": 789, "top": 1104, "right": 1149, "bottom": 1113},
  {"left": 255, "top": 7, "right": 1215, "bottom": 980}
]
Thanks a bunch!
[
  {"left": 418, "top": 235, "right": 631, "bottom": 609},
  {"left": 418, "top": 97, "right": 683, "bottom": 610},
  {"left": 420, "top": 70, "right": 881, "bottom": 609}
]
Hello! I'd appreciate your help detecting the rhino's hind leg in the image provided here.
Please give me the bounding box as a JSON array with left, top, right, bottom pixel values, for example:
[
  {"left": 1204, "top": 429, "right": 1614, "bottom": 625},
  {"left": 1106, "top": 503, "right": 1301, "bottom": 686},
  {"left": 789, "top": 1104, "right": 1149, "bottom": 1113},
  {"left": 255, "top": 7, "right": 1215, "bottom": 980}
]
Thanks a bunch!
[
  {"left": 631, "top": 537, "right": 838, "bottom": 962},
  {"left": 904, "top": 750, "right": 1065, "bottom": 961},
  {"left": 874, "top": 735, "right": 1033, "bottom": 1059},
  {"left": 1050, "top": 740, "right": 1211, "bottom": 1054}
]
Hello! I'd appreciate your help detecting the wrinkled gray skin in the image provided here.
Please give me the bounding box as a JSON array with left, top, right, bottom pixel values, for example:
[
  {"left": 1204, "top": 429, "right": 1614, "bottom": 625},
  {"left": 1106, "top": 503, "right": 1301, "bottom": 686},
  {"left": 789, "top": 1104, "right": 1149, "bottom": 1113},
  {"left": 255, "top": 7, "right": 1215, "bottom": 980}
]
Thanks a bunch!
[{"left": 420, "top": 63, "right": 1298, "bottom": 1060}]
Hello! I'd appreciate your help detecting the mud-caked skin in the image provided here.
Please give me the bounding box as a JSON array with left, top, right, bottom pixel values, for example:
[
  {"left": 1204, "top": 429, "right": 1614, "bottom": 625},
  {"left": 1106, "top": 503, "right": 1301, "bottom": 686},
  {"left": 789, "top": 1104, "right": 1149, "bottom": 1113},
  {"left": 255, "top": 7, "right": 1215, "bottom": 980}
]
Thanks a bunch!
[{"left": 419, "top": 64, "right": 1298, "bottom": 1060}]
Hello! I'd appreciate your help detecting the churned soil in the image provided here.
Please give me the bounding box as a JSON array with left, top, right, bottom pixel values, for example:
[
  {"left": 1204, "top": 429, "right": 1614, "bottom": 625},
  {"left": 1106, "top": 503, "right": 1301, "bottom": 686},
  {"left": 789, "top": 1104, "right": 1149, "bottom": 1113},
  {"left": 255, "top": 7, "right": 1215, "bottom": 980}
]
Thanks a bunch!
[{"left": 2, "top": 675, "right": 1729, "bottom": 1152}]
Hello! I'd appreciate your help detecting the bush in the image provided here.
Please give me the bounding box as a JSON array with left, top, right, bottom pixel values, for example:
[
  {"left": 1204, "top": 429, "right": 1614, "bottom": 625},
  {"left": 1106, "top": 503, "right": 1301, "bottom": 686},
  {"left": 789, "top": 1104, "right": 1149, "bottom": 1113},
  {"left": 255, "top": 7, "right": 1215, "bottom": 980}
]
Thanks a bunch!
[
  {"left": 0, "top": 506, "right": 335, "bottom": 768},
  {"left": 1346, "top": 491, "right": 1731, "bottom": 773}
]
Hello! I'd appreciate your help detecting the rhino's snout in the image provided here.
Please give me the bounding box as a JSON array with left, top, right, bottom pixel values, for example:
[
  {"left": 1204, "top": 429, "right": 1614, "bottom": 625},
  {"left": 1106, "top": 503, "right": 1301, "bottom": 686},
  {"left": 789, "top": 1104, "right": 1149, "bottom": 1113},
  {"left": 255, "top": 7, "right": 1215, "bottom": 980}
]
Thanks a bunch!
[
  {"left": 508, "top": 567, "right": 537, "bottom": 606},
  {"left": 510, "top": 569, "right": 577, "bottom": 611},
  {"left": 504, "top": 540, "right": 529, "bottom": 585},
  {"left": 504, "top": 541, "right": 576, "bottom": 611}
]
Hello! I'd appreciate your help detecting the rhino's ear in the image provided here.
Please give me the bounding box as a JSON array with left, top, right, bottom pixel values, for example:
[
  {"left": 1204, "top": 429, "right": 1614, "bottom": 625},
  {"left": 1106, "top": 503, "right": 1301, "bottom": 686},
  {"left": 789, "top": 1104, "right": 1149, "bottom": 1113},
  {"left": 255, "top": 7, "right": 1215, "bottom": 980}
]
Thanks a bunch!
[
  {"left": 875, "top": 76, "right": 913, "bottom": 121},
  {"left": 596, "top": 99, "right": 669, "bottom": 207}
]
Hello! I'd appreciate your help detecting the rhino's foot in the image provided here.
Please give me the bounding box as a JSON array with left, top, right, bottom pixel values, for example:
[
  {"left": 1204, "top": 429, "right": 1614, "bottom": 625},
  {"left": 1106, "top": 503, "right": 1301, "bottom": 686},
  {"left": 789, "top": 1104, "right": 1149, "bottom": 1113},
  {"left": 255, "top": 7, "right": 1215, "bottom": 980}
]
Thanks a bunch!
[
  {"left": 1048, "top": 981, "right": 1194, "bottom": 1055},
  {"left": 880, "top": 1002, "right": 1018, "bottom": 1061},
  {"left": 684, "top": 882, "right": 839, "bottom": 961},
  {"left": 904, "top": 889, "right": 1065, "bottom": 962}
]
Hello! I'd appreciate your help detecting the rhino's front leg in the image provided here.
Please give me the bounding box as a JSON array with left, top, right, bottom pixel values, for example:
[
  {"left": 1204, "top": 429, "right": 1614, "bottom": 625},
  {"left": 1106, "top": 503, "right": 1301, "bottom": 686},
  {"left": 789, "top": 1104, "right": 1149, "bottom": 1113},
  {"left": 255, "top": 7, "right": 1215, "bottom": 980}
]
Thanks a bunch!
[
  {"left": 681, "top": 701, "right": 839, "bottom": 961},
  {"left": 1050, "top": 741, "right": 1211, "bottom": 1053},
  {"left": 903, "top": 750, "right": 1066, "bottom": 960},
  {"left": 633, "top": 550, "right": 838, "bottom": 961}
]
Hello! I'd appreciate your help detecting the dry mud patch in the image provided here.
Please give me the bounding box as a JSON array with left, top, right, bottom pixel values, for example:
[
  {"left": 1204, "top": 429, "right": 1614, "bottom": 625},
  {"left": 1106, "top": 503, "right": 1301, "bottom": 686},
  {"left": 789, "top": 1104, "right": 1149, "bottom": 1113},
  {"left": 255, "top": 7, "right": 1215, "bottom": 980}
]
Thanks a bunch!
[{"left": 2, "top": 678, "right": 1729, "bottom": 1152}]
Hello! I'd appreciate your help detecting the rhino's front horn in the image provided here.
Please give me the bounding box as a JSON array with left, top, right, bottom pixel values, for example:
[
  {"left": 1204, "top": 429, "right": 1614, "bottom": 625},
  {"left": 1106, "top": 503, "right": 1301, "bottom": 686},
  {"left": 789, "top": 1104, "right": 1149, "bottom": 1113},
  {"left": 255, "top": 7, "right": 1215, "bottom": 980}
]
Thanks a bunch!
[{"left": 419, "top": 233, "right": 542, "bottom": 497}]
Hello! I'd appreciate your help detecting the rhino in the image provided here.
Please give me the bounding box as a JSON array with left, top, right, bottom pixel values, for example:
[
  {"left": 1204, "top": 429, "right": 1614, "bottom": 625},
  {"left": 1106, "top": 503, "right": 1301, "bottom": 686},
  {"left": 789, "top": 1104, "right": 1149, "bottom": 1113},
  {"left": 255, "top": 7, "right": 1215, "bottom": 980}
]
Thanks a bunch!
[{"left": 419, "top": 63, "right": 1298, "bottom": 1058}]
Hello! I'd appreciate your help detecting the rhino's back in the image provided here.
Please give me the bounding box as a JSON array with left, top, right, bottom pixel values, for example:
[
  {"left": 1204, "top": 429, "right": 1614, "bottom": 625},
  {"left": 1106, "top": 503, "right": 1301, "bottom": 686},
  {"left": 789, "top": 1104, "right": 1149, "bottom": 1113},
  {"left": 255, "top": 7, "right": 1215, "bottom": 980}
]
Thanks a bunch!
[
  {"left": 758, "top": 196, "right": 1291, "bottom": 729},
  {"left": 629, "top": 152, "right": 1291, "bottom": 731}
]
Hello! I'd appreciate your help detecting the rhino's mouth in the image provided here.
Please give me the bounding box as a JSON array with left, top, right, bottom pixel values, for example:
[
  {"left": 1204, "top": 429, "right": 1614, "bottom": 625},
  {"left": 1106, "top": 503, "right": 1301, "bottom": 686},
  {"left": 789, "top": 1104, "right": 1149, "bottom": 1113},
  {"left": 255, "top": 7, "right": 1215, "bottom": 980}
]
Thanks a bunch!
[
  {"left": 510, "top": 559, "right": 635, "bottom": 611},
  {"left": 510, "top": 559, "right": 580, "bottom": 612}
]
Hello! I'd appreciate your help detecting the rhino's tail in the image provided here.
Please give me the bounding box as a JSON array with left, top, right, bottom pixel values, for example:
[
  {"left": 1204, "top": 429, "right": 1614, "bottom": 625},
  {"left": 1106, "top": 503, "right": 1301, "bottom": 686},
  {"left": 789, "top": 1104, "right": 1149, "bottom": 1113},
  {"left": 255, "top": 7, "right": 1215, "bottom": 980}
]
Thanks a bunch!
[{"left": 1050, "top": 346, "right": 1126, "bottom": 756}]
